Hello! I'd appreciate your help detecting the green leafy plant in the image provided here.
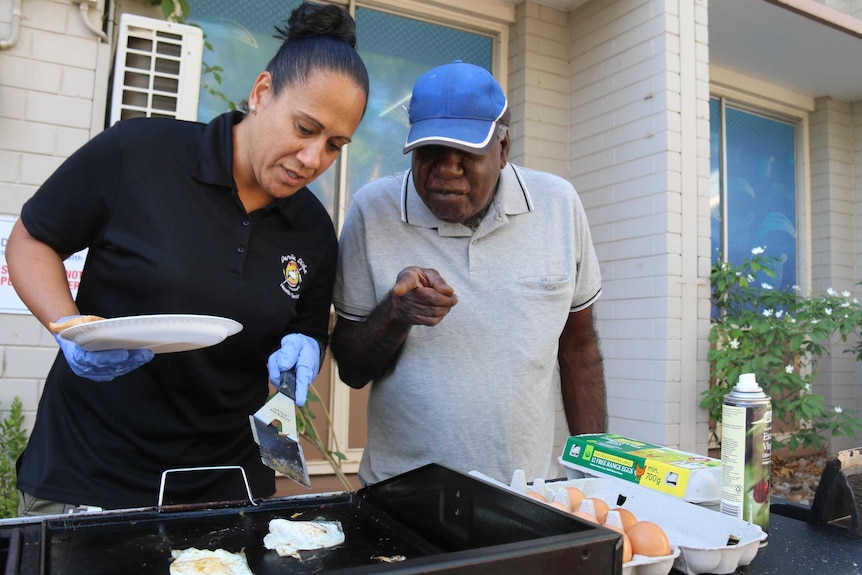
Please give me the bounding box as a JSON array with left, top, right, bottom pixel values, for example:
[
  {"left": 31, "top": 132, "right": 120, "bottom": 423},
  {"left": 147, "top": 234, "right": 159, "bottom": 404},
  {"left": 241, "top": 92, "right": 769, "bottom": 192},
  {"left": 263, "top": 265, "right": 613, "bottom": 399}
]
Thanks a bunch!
[
  {"left": 297, "top": 386, "right": 351, "bottom": 491},
  {"left": 150, "top": 0, "right": 236, "bottom": 112},
  {"left": 152, "top": 0, "right": 189, "bottom": 21},
  {"left": 703, "top": 249, "right": 862, "bottom": 453},
  {"left": 1, "top": 397, "right": 29, "bottom": 518}
]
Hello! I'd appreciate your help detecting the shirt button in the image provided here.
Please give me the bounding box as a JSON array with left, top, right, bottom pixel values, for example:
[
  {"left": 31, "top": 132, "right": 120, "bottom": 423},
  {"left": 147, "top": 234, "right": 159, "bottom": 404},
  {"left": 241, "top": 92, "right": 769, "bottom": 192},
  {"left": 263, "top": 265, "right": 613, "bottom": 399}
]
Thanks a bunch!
[
  {"left": 242, "top": 219, "right": 250, "bottom": 227},
  {"left": 236, "top": 246, "right": 245, "bottom": 254}
]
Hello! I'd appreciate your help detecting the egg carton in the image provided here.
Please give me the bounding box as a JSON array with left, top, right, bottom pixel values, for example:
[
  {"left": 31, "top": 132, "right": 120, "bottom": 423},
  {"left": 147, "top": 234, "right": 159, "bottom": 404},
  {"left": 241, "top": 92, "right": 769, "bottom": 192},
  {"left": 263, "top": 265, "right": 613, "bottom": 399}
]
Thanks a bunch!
[
  {"left": 470, "top": 470, "right": 766, "bottom": 575},
  {"left": 559, "top": 436, "right": 721, "bottom": 504}
]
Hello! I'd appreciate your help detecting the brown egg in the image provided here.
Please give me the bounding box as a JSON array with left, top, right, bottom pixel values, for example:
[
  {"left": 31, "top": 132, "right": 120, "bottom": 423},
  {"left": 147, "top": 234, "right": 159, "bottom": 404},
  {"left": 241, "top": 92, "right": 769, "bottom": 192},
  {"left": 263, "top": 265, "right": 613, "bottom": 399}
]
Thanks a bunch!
[
  {"left": 575, "top": 498, "right": 597, "bottom": 519},
  {"left": 620, "top": 532, "right": 633, "bottom": 562},
  {"left": 611, "top": 507, "right": 638, "bottom": 531},
  {"left": 548, "top": 500, "right": 570, "bottom": 513},
  {"left": 603, "top": 510, "right": 625, "bottom": 531},
  {"left": 571, "top": 510, "right": 599, "bottom": 524},
  {"left": 603, "top": 520, "right": 633, "bottom": 563},
  {"left": 524, "top": 490, "right": 546, "bottom": 502},
  {"left": 564, "top": 487, "right": 585, "bottom": 510},
  {"left": 584, "top": 497, "right": 609, "bottom": 524},
  {"left": 627, "top": 520, "right": 671, "bottom": 557}
]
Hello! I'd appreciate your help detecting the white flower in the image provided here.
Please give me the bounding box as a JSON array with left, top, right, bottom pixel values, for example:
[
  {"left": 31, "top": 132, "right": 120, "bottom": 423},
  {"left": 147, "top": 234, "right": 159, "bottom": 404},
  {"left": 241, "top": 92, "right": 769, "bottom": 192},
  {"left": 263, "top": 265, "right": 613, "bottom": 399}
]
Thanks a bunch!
[
  {"left": 805, "top": 383, "right": 811, "bottom": 392},
  {"left": 842, "top": 290, "right": 850, "bottom": 297},
  {"left": 811, "top": 319, "right": 819, "bottom": 324},
  {"left": 827, "top": 287, "right": 837, "bottom": 296},
  {"left": 761, "top": 282, "right": 773, "bottom": 290},
  {"left": 751, "top": 246, "right": 765, "bottom": 255},
  {"left": 854, "top": 298, "right": 859, "bottom": 305},
  {"left": 841, "top": 301, "right": 850, "bottom": 308},
  {"left": 789, "top": 317, "right": 797, "bottom": 323},
  {"left": 747, "top": 274, "right": 755, "bottom": 282},
  {"left": 835, "top": 406, "right": 843, "bottom": 414},
  {"left": 792, "top": 285, "right": 800, "bottom": 292},
  {"left": 762, "top": 309, "right": 774, "bottom": 317},
  {"left": 776, "top": 310, "right": 784, "bottom": 318},
  {"left": 785, "top": 364, "right": 794, "bottom": 373},
  {"left": 825, "top": 308, "right": 832, "bottom": 315},
  {"left": 729, "top": 339, "right": 740, "bottom": 350}
]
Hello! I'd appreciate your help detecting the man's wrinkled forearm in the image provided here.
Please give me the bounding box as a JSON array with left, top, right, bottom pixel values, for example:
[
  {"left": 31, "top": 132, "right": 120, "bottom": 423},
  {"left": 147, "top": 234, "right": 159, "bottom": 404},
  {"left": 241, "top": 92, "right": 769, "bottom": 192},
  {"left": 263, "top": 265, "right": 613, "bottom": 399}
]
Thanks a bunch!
[
  {"left": 562, "top": 341, "right": 607, "bottom": 434},
  {"left": 558, "top": 309, "right": 608, "bottom": 435},
  {"left": 330, "top": 293, "right": 412, "bottom": 389}
]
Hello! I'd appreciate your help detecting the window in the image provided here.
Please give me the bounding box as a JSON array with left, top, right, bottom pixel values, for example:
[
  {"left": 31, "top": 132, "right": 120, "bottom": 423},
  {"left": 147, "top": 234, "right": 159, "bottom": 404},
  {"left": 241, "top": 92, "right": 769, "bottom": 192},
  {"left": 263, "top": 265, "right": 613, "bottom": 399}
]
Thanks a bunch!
[
  {"left": 710, "top": 98, "right": 798, "bottom": 291},
  {"left": 188, "top": 1, "right": 493, "bottom": 229},
  {"left": 191, "top": 1, "right": 302, "bottom": 122},
  {"left": 345, "top": 7, "right": 492, "bottom": 212}
]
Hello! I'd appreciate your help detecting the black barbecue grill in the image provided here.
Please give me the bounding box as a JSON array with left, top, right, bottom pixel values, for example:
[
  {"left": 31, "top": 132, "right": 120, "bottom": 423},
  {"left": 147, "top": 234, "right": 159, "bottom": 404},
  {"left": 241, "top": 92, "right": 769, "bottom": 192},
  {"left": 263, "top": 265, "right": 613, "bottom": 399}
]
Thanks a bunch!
[{"left": 1, "top": 464, "right": 623, "bottom": 575}]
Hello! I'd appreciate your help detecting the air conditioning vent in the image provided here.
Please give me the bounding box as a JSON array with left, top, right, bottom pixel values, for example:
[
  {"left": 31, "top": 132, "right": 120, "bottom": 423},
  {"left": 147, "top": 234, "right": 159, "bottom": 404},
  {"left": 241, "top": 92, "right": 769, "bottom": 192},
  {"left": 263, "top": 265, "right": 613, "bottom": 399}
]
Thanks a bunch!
[{"left": 110, "top": 14, "right": 203, "bottom": 125}]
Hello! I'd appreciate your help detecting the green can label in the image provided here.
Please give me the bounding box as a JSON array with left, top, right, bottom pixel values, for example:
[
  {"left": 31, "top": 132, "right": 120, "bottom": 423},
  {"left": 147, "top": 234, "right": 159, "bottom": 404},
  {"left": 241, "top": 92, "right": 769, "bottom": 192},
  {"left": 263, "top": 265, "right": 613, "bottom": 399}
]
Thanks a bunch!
[{"left": 720, "top": 401, "right": 772, "bottom": 535}]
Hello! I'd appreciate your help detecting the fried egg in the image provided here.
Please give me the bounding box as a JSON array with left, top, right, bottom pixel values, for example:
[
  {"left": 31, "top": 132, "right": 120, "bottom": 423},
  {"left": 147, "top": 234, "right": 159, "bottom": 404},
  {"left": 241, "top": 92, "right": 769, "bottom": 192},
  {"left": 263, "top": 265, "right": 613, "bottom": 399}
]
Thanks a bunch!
[
  {"left": 169, "top": 548, "right": 254, "bottom": 575},
  {"left": 263, "top": 518, "right": 345, "bottom": 559}
]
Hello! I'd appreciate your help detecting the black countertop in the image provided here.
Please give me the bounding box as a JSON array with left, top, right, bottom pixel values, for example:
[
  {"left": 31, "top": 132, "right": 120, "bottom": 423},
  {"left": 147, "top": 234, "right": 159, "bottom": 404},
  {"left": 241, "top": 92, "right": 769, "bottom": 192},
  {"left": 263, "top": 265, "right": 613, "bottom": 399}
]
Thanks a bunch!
[{"left": 704, "top": 512, "right": 861, "bottom": 574}]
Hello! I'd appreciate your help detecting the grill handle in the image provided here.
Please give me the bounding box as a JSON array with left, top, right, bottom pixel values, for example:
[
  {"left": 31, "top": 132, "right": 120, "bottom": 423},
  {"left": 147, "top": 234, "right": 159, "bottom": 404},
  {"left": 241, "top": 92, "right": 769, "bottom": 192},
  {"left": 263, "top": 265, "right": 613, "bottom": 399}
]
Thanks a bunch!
[
  {"left": 3, "top": 527, "right": 21, "bottom": 575},
  {"left": 157, "top": 465, "right": 258, "bottom": 512}
]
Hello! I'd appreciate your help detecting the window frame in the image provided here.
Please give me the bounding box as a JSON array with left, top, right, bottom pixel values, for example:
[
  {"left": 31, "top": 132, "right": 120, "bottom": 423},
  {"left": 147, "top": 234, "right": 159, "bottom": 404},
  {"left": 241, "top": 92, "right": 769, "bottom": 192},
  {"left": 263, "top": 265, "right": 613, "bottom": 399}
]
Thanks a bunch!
[{"left": 710, "top": 68, "right": 814, "bottom": 297}]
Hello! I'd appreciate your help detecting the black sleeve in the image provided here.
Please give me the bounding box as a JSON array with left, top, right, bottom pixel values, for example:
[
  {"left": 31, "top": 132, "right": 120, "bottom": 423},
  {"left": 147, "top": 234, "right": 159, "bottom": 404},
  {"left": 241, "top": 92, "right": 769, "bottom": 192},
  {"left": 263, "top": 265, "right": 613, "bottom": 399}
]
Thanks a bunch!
[{"left": 20, "top": 124, "right": 124, "bottom": 255}]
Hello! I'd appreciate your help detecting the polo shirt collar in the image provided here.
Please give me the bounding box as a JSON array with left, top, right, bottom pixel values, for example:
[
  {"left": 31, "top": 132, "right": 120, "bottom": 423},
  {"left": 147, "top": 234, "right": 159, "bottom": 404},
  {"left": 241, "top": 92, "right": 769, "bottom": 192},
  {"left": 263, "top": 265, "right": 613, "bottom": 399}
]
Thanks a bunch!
[
  {"left": 401, "top": 163, "right": 534, "bottom": 235},
  {"left": 193, "top": 110, "right": 243, "bottom": 188}
]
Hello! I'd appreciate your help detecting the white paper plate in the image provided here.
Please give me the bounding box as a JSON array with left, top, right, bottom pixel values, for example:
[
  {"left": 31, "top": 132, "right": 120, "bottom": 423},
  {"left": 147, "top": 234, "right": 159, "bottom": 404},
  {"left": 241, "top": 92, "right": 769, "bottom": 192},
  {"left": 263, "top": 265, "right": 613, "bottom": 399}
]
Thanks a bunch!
[{"left": 58, "top": 314, "right": 243, "bottom": 354}]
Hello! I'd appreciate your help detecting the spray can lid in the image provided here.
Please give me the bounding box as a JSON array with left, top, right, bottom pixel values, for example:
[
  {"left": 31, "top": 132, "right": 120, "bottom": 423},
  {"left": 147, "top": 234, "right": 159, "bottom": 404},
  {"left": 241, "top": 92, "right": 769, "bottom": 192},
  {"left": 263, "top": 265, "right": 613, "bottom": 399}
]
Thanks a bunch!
[{"left": 735, "top": 372, "right": 760, "bottom": 392}]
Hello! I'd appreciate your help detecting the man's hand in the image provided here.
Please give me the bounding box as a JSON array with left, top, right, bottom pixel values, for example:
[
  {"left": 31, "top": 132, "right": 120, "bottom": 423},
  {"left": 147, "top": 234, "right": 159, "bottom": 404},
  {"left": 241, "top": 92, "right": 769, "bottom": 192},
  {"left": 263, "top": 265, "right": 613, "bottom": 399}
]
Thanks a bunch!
[
  {"left": 267, "top": 333, "right": 320, "bottom": 407},
  {"left": 53, "top": 316, "right": 154, "bottom": 381},
  {"left": 390, "top": 266, "right": 458, "bottom": 326},
  {"left": 330, "top": 267, "right": 457, "bottom": 388}
]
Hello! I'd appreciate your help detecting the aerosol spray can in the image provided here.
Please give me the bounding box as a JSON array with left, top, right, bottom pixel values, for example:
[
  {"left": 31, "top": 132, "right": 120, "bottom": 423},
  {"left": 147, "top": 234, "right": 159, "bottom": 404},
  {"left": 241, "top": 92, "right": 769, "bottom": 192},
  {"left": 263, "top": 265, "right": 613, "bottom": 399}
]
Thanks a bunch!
[{"left": 720, "top": 372, "right": 772, "bottom": 544}]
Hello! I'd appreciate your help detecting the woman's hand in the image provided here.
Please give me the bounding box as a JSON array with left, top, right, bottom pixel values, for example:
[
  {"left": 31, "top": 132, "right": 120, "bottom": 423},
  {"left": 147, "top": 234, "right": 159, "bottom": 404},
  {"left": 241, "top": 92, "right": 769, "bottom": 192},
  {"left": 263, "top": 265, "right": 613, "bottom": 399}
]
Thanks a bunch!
[
  {"left": 266, "top": 333, "right": 321, "bottom": 407},
  {"left": 53, "top": 316, "right": 154, "bottom": 381}
]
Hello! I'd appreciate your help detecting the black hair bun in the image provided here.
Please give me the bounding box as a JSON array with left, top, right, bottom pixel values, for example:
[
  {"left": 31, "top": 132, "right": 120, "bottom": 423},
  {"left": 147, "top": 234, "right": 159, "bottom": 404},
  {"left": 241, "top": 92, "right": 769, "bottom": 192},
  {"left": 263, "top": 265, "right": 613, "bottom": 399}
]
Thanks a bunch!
[{"left": 274, "top": 3, "right": 357, "bottom": 49}]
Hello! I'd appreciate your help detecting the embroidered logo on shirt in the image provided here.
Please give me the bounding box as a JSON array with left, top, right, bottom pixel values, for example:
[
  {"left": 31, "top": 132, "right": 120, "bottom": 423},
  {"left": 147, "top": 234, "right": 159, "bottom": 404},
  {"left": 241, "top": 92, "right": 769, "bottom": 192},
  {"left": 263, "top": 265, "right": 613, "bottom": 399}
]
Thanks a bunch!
[{"left": 280, "top": 254, "right": 307, "bottom": 299}]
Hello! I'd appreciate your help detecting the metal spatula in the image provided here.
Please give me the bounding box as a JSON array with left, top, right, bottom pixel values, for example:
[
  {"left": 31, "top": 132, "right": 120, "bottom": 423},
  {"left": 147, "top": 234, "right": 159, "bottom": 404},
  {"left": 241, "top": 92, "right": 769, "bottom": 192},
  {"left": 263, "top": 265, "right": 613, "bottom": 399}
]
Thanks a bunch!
[{"left": 249, "top": 368, "right": 311, "bottom": 488}]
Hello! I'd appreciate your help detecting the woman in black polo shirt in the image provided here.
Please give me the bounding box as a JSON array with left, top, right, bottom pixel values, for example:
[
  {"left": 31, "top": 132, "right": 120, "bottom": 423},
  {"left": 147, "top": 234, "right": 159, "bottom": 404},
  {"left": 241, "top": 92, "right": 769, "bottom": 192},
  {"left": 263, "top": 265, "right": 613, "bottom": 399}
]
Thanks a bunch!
[{"left": 6, "top": 3, "right": 368, "bottom": 514}]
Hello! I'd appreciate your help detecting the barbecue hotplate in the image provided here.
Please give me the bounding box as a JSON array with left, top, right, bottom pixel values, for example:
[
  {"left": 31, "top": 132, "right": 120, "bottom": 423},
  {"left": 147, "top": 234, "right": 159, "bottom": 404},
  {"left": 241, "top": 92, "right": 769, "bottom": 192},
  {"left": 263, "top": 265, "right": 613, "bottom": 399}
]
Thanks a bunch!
[{"left": 2, "top": 464, "right": 622, "bottom": 574}]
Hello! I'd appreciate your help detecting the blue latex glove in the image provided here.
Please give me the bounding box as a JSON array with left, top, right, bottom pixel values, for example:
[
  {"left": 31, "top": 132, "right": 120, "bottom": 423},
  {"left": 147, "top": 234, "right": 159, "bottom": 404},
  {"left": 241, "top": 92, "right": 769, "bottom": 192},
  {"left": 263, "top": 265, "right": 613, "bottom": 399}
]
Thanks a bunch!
[
  {"left": 52, "top": 316, "right": 155, "bottom": 382},
  {"left": 267, "top": 333, "right": 320, "bottom": 407}
]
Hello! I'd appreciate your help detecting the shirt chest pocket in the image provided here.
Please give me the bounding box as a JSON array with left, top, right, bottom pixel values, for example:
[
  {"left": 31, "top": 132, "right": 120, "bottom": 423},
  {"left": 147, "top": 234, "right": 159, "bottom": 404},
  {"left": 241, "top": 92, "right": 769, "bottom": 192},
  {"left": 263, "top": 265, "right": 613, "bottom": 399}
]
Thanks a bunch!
[
  {"left": 518, "top": 275, "right": 572, "bottom": 295},
  {"left": 495, "top": 275, "right": 574, "bottom": 351}
]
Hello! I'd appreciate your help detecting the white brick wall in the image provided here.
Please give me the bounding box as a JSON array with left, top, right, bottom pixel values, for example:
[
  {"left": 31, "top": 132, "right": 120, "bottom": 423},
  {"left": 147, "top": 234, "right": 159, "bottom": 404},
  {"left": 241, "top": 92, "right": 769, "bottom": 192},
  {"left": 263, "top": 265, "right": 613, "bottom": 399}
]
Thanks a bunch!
[
  {"left": 568, "top": 0, "right": 711, "bottom": 454},
  {"left": 855, "top": 99, "right": 862, "bottom": 426},
  {"left": 508, "top": 1, "right": 570, "bottom": 176},
  {"left": 508, "top": 1, "right": 576, "bottom": 475},
  {"left": 809, "top": 96, "right": 861, "bottom": 452},
  {"left": 0, "top": 0, "right": 105, "bottom": 429}
]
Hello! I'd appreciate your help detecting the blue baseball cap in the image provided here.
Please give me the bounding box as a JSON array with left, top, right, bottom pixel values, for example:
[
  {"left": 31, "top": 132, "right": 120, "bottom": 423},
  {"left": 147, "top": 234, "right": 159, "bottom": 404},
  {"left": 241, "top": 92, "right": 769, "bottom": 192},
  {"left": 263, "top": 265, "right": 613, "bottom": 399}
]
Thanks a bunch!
[{"left": 403, "top": 60, "right": 509, "bottom": 155}]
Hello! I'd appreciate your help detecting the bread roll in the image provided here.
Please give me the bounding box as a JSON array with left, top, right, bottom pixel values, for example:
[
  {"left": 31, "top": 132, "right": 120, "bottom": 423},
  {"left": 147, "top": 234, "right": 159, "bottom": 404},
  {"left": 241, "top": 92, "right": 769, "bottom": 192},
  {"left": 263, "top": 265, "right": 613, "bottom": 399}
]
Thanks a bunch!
[{"left": 48, "top": 315, "right": 104, "bottom": 334}]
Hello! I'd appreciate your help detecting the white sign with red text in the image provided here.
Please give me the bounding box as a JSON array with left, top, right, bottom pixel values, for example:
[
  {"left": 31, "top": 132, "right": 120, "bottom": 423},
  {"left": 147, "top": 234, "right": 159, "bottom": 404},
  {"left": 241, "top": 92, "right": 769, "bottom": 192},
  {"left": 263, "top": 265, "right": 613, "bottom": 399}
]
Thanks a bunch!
[{"left": 0, "top": 215, "right": 87, "bottom": 314}]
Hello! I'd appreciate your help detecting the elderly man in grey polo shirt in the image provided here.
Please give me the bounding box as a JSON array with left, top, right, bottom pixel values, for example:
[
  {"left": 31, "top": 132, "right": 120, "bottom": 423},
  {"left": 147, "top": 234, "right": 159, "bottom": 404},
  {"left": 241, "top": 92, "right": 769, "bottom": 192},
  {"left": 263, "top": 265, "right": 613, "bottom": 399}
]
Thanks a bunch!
[{"left": 331, "top": 60, "right": 607, "bottom": 486}]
